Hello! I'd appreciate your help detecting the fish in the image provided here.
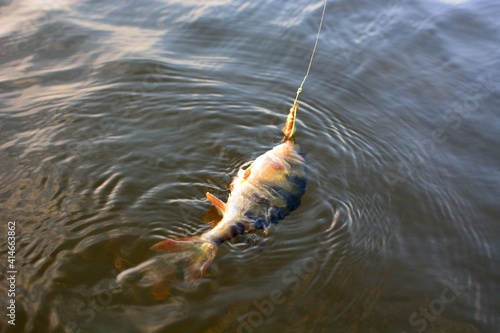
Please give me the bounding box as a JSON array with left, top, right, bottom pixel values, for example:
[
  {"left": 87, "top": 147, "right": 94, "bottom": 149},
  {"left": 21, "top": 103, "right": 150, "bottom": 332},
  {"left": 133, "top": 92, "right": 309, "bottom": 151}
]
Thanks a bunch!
[{"left": 117, "top": 102, "right": 307, "bottom": 286}]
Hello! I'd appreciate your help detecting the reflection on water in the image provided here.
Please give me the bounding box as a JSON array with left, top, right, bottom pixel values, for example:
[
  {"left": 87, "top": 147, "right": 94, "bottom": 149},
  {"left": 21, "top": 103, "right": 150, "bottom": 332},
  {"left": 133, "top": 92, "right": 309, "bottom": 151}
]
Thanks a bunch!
[{"left": 1, "top": 0, "right": 500, "bottom": 332}]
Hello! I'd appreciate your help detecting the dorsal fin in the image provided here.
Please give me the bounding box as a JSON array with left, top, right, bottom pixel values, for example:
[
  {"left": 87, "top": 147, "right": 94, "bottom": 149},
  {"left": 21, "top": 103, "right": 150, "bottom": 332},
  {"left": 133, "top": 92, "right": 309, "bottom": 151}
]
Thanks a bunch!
[{"left": 206, "top": 192, "right": 226, "bottom": 214}]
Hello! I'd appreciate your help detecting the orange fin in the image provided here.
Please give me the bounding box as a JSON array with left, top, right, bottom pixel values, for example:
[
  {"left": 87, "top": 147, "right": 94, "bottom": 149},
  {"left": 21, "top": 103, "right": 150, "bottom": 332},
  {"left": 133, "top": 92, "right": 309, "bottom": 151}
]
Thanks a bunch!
[
  {"left": 114, "top": 256, "right": 134, "bottom": 272},
  {"left": 243, "top": 165, "right": 252, "bottom": 179},
  {"left": 150, "top": 282, "right": 172, "bottom": 301},
  {"left": 206, "top": 192, "right": 226, "bottom": 214},
  {"left": 202, "top": 205, "right": 223, "bottom": 226},
  {"left": 150, "top": 237, "right": 198, "bottom": 252}
]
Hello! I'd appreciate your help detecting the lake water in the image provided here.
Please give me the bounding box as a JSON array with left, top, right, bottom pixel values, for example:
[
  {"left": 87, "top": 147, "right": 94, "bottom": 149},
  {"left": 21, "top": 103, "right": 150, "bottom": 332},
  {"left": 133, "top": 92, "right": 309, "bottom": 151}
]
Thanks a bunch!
[{"left": 1, "top": 0, "right": 499, "bottom": 332}]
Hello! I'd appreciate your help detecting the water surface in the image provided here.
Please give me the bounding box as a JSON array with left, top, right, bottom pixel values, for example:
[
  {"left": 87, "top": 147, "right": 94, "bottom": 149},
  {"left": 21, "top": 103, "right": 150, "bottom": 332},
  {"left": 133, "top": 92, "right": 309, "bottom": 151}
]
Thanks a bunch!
[{"left": 1, "top": 0, "right": 499, "bottom": 332}]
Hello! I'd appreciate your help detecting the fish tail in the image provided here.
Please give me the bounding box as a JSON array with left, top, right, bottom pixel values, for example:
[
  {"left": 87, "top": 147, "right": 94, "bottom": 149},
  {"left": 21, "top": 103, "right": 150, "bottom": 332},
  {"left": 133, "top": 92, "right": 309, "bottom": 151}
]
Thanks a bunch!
[
  {"left": 150, "top": 236, "right": 218, "bottom": 282},
  {"left": 283, "top": 102, "right": 299, "bottom": 141}
]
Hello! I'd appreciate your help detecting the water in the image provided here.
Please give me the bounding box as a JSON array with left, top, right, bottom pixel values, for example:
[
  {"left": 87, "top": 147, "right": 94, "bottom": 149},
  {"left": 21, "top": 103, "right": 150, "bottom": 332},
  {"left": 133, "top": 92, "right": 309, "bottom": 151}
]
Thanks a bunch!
[{"left": 1, "top": 0, "right": 499, "bottom": 332}]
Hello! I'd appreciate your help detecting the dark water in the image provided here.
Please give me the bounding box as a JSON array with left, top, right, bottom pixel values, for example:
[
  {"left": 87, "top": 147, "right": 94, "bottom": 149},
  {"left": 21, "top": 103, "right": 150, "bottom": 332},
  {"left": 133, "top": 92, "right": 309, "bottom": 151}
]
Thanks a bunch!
[{"left": 1, "top": 0, "right": 500, "bottom": 332}]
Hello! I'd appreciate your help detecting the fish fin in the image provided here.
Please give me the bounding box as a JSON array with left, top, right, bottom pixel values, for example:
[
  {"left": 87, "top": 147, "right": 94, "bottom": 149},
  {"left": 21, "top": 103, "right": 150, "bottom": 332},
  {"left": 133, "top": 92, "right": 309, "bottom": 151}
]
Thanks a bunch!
[
  {"left": 243, "top": 165, "right": 252, "bottom": 179},
  {"left": 114, "top": 256, "right": 134, "bottom": 272},
  {"left": 150, "top": 272, "right": 177, "bottom": 301},
  {"left": 206, "top": 192, "right": 226, "bottom": 214},
  {"left": 282, "top": 102, "right": 299, "bottom": 141},
  {"left": 150, "top": 237, "right": 194, "bottom": 252},
  {"left": 202, "top": 205, "right": 223, "bottom": 226},
  {"left": 150, "top": 282, "right": 172, "bottom": 301},
  {"left": 151, "top": 237, "right": 218, "bottom": 282}
]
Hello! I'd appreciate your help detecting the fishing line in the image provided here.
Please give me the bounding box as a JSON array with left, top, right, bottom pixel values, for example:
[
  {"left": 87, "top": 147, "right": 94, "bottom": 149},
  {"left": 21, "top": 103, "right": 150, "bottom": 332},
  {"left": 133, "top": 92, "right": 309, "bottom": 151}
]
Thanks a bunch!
[{"left": 293, "top": 0, "right": 327, "bottom": 106}]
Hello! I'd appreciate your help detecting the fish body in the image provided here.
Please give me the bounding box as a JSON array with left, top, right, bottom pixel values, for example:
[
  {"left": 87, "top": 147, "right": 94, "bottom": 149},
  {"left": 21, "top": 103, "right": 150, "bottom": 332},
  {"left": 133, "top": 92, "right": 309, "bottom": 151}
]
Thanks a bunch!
[
  {"left": 201, "top": 140, "right": 306, "bottom": 245},
  {"left": 118, "top": 103, "right": 306, "bottom": 284}
]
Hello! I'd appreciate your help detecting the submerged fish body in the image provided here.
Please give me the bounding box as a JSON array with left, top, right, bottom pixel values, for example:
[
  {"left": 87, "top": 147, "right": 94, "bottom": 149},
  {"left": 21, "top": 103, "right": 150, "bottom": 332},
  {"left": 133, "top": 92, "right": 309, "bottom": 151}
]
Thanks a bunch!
[{"left": 118, "top": 103, "right": 306, "bottom": 285}]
